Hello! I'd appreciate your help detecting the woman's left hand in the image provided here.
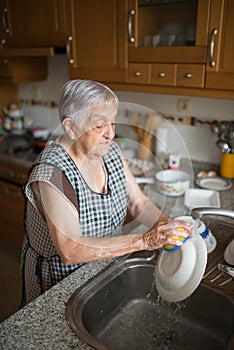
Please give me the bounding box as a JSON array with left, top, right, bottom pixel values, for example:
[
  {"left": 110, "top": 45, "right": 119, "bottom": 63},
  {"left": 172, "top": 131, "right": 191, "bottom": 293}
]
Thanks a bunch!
[{"left": 142, "top": 219, "right": 193, "bottom": 250}]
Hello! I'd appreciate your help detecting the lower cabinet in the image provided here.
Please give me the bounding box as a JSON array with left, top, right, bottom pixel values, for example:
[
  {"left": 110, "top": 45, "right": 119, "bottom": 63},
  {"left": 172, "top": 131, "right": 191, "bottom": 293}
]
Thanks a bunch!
[
  {"left": 0, "top": 157, "right": 29, "bottom": 250},
  {"left": 0, "top": 179, "right": 25, "bottom": 249}
]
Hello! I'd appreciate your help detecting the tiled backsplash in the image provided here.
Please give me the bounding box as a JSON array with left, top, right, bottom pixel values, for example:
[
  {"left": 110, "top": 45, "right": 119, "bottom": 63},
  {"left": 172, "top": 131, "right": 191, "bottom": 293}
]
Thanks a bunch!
[{"left": 18, "top": 55, "right": 234, "bottom": 165}]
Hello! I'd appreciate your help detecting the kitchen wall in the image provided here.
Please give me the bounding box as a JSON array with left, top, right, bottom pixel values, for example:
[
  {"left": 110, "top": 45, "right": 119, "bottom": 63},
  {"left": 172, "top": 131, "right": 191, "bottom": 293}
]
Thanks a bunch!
[{"left": 18, "top": 55, "right": 234, "bottom": 165}]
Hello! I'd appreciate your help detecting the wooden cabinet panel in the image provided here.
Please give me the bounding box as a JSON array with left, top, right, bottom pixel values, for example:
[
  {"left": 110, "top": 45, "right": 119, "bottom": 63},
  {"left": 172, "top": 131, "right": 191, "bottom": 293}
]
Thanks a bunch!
[
  {"left": 152, "top": 64, "right": 176, "bottom": 86},
  {"left": 205, "top": 0, "right": 234, "bottom": 91},
  {"left": 0, "top": 57, "right": 48, "bottom": 83},
  {"left": 128, "top": 63, "right": 151, "bottom": 84},
  {"left": 0, "top": 58, "right": 11, "bottom": 79},
  {"left": 0, "top": 160, "right": 28, "bottom": 185},
  {"left": 0, "top": 83, "right": 18, "bottom": 112},
  {"left": 5, "top": 0, "right": 71, "bottom": 47},
  {"left": 177, "top": 64, "right": 205, "bottom": 88},
  {"left": 69, "top": 0, "right": 127, "bottom": 83},
  {"left": 0, "top": 180, "right": 25, "bottom": 249}
]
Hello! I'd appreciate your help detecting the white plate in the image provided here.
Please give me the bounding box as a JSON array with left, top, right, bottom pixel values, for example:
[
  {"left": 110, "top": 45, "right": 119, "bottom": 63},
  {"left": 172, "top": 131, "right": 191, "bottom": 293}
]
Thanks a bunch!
[
  {"left": 184, "top": 189, "right": 220, "bottom": 210},
  {"left": 155, "top": 233, "right": 207, "bottom": 302},
  {"left": 196, "top": 177, "right": 232, "bottom": 191}
]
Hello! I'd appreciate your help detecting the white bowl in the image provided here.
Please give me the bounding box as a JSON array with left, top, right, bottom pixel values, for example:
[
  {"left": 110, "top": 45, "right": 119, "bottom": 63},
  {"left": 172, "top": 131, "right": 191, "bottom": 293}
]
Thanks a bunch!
[
  {"left": 155, "top": 169, "right": 190, "bottom": 196},
  {"left": 175, "top": 215, "right": 217, "bottom": 254},
  {"left": 224, "top": 239, "right": 234, "bottom": 265}
]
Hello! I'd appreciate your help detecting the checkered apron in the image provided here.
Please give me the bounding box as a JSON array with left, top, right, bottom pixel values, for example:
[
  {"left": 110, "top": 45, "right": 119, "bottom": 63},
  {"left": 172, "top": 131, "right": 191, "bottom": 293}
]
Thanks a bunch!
[{"left": 21, "top": 141, "right": 127, "bottom": 305}]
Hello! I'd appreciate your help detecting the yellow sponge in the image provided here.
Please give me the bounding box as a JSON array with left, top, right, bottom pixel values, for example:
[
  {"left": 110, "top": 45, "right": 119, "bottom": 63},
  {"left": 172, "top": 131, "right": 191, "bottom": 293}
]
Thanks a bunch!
[{"left": 163, "top": 227, "right": 189, "bottom": 251}]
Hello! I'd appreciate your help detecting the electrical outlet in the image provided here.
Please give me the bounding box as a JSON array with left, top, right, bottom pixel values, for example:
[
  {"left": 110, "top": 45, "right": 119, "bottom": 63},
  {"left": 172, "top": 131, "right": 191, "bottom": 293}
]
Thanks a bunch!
[
  {"left": 177, "top": 98, "right": 191, "bottom": 113},
  {"left": 32, "top": 86, "right": 41, "bottom": 98}
]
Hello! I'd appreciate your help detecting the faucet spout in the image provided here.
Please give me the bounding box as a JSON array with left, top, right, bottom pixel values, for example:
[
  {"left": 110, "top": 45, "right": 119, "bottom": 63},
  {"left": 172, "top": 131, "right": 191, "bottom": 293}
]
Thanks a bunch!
[{"left": 191, "top": 207, "right": 234, "bottom": 220}]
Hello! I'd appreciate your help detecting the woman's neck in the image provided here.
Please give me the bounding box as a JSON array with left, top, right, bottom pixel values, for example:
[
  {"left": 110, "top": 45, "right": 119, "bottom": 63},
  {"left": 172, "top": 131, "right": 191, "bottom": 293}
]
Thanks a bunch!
[{"left": 58, "top": 135, "right": 107, "bottom": 193}]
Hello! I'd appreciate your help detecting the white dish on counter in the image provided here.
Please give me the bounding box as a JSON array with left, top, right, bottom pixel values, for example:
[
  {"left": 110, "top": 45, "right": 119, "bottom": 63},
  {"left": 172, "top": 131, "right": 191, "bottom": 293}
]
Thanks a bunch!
[
  {"left": 184, "top": 189, "right": 220, "bottom": 210},
  {"left": 196, "top": 177, "right": 232, "bottom": 191}
]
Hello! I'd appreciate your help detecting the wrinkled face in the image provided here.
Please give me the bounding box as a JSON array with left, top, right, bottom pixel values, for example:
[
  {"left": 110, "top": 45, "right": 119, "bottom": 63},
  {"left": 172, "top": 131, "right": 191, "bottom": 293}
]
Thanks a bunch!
[{"left": 75, "top": 102, "right": 117, "bottom": 157}]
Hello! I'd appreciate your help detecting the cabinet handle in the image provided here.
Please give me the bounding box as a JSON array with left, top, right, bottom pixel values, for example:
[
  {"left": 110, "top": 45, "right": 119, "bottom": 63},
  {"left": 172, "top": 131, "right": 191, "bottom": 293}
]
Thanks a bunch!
[
  {"left": 209, "top": 28, "right": 218, "bottom": 67},
  {"left": 66, "top": 36, "right": 74, "bottom": 64},
  {"left": 1, "top": 38, "right": 6, "bottom": 47},
  {"left": 159, "top": 72, "right": 166, "bottom": 78},
  {"left": 135, "top": 71, "right": 141, "bottom": 77},
  {"left": 2, "top": 7, "right": 10, "bottom": 34},
  {"left": 185, "top": 73, "right": 192, "bottom": 78},
  {"left": 128, "top": 9, "right": 135, "bottom": 43}
]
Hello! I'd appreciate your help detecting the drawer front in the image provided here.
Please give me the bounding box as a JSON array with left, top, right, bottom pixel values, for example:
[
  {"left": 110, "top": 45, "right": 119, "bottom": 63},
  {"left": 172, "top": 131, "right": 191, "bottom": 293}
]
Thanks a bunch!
[
  {"left": 152, "top": 64, "right": 176, "bottom": 86},
  {"left": 128, "top": 63, "right": 151, "bottom": 84},
  {"left": 176, "top": 64, "right": 205, "bottom": 88}
]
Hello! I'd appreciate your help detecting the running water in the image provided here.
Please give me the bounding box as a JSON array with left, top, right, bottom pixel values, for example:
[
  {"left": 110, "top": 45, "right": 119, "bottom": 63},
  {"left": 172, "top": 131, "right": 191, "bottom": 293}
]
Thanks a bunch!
[{"left": 114, "top": 268, "right": 190, "bottom": 350}]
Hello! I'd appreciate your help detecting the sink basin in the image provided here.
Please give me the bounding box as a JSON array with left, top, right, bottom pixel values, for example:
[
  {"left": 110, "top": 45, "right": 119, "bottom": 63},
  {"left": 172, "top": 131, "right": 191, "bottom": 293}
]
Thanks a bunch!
[
  {"left": 66, "top": 256, "right": 233, "bottom": 350},
  {"left": 67, "top": 253, "right": 234, "bottom": 350}
]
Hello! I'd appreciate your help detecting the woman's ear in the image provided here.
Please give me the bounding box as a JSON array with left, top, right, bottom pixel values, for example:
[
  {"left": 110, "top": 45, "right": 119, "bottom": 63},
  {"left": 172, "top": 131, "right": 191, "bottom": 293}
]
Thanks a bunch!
[{"left": 62, "top": 118, "right": 76, "bottom": 141}]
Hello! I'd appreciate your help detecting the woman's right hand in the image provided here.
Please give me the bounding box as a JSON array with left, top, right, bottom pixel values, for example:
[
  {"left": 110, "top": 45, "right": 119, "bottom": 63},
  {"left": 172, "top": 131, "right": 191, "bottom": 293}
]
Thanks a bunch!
[{"left": 142, "top": 220, "right": 192, "bottom": 251}]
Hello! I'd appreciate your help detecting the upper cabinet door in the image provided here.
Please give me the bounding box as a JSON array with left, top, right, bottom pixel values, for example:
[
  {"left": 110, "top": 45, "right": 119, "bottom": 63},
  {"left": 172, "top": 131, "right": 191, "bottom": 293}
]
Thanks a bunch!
[
  {"left": 128, "top": 0, "right": 209, "bottom": 64},
  {"left": 69, "top": 0, "right": 128, "bottom": 83},
  {"left": 205, "top": 0, "right": 234, "bottom": 91},
  {"left": 2, "top": 0, "right": 71, "bottom": 47}
]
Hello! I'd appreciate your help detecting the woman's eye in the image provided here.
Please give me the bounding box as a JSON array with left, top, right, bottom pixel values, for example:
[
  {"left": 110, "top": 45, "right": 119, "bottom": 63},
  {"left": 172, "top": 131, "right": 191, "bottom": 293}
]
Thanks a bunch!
[{"left": 95, "top": 124, "right": 105, "bottom": 129}]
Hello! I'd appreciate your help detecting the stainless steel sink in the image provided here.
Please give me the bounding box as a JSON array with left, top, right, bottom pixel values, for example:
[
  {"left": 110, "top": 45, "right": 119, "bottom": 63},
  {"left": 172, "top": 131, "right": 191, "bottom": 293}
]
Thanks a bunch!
[{"left": 66, "top": 220, "right": 234, "bottom": 350}]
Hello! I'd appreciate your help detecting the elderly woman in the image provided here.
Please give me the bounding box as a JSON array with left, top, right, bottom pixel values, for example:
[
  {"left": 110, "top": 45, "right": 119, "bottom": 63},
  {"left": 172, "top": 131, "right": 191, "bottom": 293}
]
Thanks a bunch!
[{"left": 21, "top": 79, "right": 191, "bottom": 306}]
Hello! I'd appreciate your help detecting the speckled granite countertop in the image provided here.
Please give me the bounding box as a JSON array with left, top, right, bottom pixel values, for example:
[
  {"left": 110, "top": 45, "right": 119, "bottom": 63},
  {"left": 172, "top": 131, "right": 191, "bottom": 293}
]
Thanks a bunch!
[
  {"left": 0, "top": 157, "right": 233, "bottom": 349},
  {"left": 1, "top": 259, "right": 112, "bottom": 350}
]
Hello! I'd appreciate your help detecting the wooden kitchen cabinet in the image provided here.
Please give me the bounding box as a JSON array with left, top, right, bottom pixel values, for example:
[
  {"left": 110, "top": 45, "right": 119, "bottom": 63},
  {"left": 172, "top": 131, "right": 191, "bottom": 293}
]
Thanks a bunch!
[
  {"left": 0, "top": 56, "right": 48, "bottom": 83},
  {"left": 205, "top": 0, "right": 234, "bottom": 91},
  {"left": 0, "top": 158, "right": 28, "bottom": 249},
  {"left": 1, "top": 0, "right": 71, "bottom": 48},
  {"left": 106, "top": 0, "right": 233, "bottom": 98},
  {"left": 69, "top": 0, "right": 128, "bottom": 83},
  {"left": 125, "top": 0, "right": 209, "bottom": 90},
  {"left": 127, "top": 0, "right": 209, "bottom": 64},
  {"left": 0, "top": 0, "right": 69, "bottom": 83},
  {"left": 0, "top": 0, "right": 59, "bottom": 82}
]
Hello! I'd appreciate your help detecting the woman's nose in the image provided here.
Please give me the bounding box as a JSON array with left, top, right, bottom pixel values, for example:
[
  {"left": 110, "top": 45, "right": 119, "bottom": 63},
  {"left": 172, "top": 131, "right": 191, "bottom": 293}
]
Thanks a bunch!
[{"left": 104, "top": 122, "right": 115, "bottom": 138}]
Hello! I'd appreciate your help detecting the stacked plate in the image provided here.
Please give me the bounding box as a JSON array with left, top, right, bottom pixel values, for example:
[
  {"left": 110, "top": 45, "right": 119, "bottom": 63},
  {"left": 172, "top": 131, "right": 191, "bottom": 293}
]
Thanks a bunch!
[{"left": 155, "top": 228, "right": 207, "bottom": 302}]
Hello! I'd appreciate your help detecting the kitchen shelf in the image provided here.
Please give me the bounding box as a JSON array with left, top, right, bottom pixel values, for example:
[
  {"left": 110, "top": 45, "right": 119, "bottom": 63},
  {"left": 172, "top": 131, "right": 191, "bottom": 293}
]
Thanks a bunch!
[{"left": 0, "top": 47, "right": 54, "bottom": 58}]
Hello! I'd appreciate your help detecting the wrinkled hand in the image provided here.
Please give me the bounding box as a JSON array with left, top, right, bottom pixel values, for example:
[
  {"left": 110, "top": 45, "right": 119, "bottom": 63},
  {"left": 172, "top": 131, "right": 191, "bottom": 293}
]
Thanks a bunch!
[{"left": 142, "top": 219, "right": 193, "bottom": 251}]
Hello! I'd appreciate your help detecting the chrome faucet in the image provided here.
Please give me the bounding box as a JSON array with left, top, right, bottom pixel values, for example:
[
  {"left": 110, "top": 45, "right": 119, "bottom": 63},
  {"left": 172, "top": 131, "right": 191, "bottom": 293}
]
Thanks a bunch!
[{"left": 191, "top": 207, "right": 234, "bottom": 220}]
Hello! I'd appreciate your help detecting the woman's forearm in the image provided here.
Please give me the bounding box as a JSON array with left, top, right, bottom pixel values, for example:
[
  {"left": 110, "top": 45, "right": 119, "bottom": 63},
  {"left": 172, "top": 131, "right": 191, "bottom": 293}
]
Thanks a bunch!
[{"left": 55, "top": 232, "right": 145, "bottom": 264}]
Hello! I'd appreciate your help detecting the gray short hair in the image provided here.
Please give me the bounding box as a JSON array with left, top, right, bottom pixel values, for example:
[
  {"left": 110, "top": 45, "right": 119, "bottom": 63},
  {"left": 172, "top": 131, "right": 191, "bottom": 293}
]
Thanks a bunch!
[{"left": 58, "top": 79, "right": 119, "bottom": 129}]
